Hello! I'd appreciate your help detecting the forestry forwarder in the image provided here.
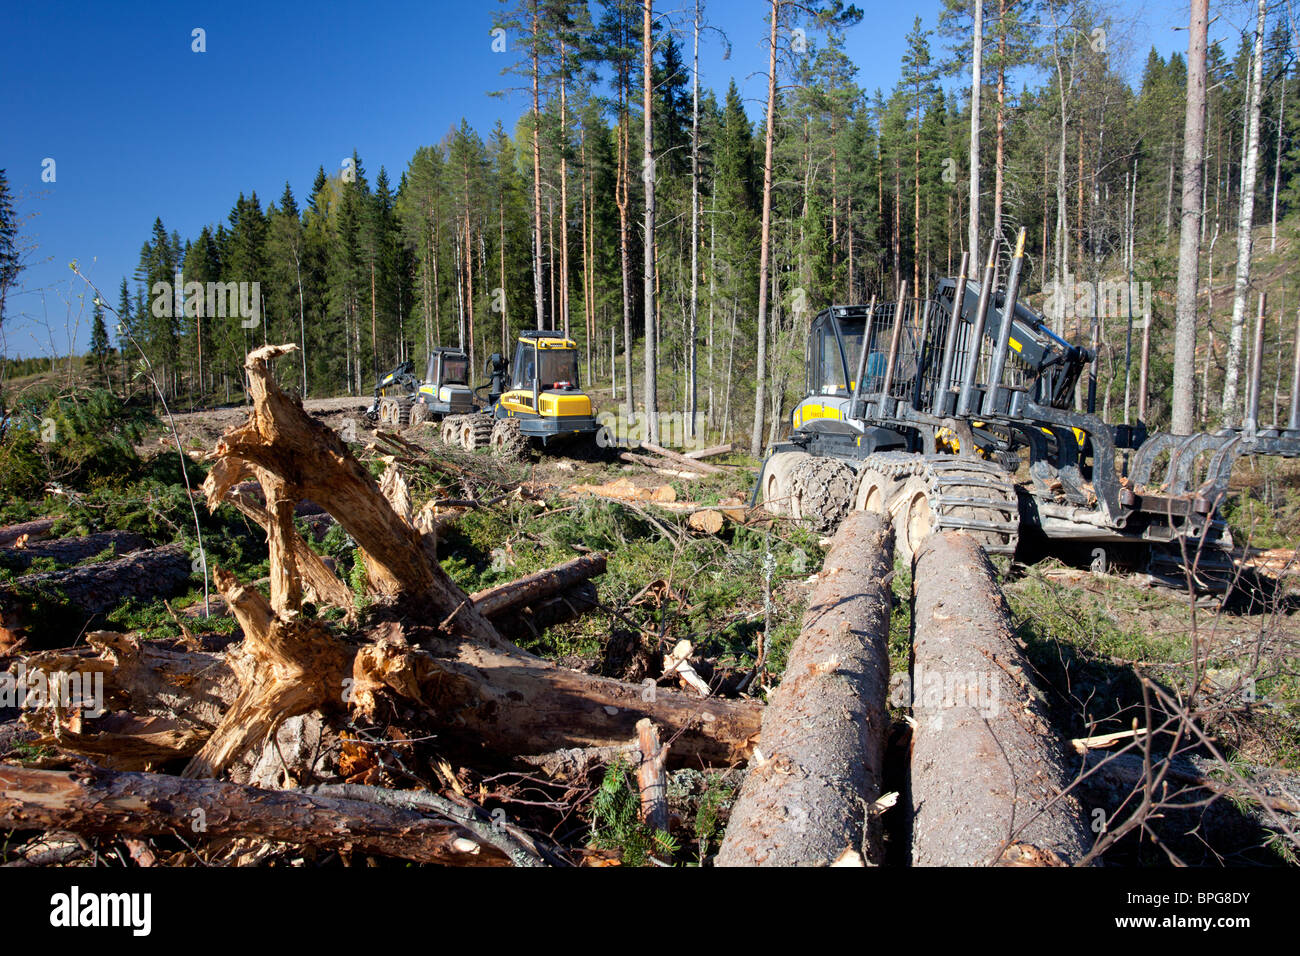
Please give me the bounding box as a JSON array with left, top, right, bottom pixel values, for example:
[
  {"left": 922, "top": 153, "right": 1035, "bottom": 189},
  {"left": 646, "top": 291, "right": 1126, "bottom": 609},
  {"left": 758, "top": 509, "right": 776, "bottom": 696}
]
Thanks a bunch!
[
  {"left": 755, "top": 230, "right": 1300, "bottom": 588},
  {"left": 440, "top": 330, "right": 600, "bottom": 459},
  {"left": 369, "top": 348, "right": 478, "bottom": 428}
]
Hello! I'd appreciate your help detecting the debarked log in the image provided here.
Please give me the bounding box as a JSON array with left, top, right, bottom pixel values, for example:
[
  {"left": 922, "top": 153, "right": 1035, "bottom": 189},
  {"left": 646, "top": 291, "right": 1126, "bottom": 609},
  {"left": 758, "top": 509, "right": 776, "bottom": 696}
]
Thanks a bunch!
[
  {"left": 909, "top": 531, "right": 1092, "bottom": 866},
  {"left": 716, "top": 511, "right": 895, "bottom": 866},
  {"left": 0, "top": 763, "right": 510, "bottom": 866}
]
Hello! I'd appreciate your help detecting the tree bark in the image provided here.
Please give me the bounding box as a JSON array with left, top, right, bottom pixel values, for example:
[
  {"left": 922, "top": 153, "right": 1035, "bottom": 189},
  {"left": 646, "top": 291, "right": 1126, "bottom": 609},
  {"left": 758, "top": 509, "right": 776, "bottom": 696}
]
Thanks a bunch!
[
  {"left": 1221, "top": 0, "right": 1268, "bottom": 427},
  {"left": 642, "top": 0, "right": 660, "bottom": 444},
  {"left": 751, "top": 0, "right": 779, "bottom": 457},
  {"left": 468, "top": 554, "right": 606, "bottom": 618},
  {"left": 968, "top": 0, "right": 983, "bottom": 257},
  {"left": 909, "top": 532, "right": 1091, "bottom": 866},
  {"left": 0, "top": 764, "right": 510, "bottom": 866},
  {"left": 1, "top": 543, "right": 191, "bottom": 629},
  {"left": 716, "top": 512, "right": 894, "bottom": 866},
  {"left": 0, "top": 531, "right": 149, "bottom": 573}
]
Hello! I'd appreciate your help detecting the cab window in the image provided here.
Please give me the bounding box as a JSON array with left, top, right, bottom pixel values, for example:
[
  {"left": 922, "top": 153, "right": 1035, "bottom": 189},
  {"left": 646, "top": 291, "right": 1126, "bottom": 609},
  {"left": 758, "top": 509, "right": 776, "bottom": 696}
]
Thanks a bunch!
[{"left": 510, "top": 342, "right": 536, "bottom": 391}]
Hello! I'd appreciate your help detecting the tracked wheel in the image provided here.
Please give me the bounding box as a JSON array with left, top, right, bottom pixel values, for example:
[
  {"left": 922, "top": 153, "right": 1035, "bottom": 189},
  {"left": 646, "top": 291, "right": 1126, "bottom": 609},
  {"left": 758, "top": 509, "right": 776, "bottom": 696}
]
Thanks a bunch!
[
  {"left": 377, "top": 398, "right": 396, "bottom": 428},
  {"left": 886, "top": 458, "right": 1020, "bottom": 564},
  {"left": 407, "top": 401, "right": 428, "bottom": 428},
  {"left": 440, "top": 416, "right": 462, "bottom": 445},
  {"left": 789, "top": 457, "right": 855, "bottom": 533},
  {"left": 388, "top": 398, "right": 412, "bottom": 428},
  {"left": 759, "top": 452, "right": 804, "bottom": 516},
  {"left": 490, "top": 418, "right": 530, "bottom": 459},
  {"left": 459, "top": 414, "right": 494, "bottom": 451}
]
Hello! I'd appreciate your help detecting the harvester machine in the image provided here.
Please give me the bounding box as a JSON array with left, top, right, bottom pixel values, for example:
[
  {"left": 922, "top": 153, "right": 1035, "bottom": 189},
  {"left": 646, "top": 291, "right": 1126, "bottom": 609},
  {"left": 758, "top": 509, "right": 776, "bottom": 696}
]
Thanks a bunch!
[{"left": 756, "top": 231, "right": 1300, "bottom": 588}]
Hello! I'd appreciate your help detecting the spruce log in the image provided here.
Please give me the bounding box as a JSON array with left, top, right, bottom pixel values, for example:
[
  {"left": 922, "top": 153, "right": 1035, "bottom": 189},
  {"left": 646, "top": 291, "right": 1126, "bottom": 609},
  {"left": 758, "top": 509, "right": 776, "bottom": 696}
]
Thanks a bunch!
[
  {"left": 716, "top": 511, "right": 895, "bottom": 866},
  {"left": 2, "top": 544, "right": 191, "bottom": 617},
  {"left": 909, "top": 532, "right": 1092, "bottom": 866},
  {"left": 0, "top": 518, "right": 56, "bottom": 549},
  {"left": 470, "top": 554, "right": 606, "bottom": 618},
  {"left": 637, "top": 440, "right": 724, "bottom": 474},
  {"left": 0, "top": 531, "right": 150, "bottom": 572},
  {"left": 0, "top": 764, "right": 509, "bottom": 866}
]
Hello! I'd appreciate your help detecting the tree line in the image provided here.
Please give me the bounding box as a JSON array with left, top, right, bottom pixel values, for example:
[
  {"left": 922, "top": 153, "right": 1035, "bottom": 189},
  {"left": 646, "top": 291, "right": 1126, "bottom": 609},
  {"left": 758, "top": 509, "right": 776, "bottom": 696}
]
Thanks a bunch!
[{"left": 52, "top": 0, "right": 1300, "bottom": 446}]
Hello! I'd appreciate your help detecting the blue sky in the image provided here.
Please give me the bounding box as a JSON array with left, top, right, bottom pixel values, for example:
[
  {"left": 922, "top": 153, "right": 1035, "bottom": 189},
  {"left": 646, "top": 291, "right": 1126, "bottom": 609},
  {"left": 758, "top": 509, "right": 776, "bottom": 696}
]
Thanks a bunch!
[{"left": 3, "top": 0, "right": 1202, "bottom": 359}]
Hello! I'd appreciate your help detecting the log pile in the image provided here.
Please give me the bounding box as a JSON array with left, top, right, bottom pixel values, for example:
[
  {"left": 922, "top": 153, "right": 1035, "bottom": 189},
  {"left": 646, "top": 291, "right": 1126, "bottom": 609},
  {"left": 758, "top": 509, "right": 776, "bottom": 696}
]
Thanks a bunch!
[{"left": 1, "top": 344, "right": 761, "bottom": 867}]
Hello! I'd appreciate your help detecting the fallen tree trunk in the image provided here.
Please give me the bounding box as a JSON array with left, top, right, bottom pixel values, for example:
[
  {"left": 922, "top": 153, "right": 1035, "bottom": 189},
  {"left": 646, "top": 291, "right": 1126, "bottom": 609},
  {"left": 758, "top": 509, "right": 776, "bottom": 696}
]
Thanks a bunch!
[
  {"left": 909, "top": 532, "right": 1092, "bottom": 866},
  {"left": 0, "top": 531, "right": 150, "bottom": 572},
  {"left": 58, "top": 344, "right": 762, "bottom": 778},
  {"left": 0, "top": 764, "right": 510, "bottom": 866},
  {"left": 716, "top": 511, "right": 895, "bottom": 866},
  {"left": 0, "top": 518, "right": 56, "bottom": 549},
  {"left": 470, "top": 554, "right": 606, "bottom": 619},
  {"left": 637, "top": 441, "right": 724, "bottom": 475},
  {"left": 685, "top": 443, "right": 733, "bottom": 460},
  {"left": 2, "top": 545, "right": 194, "bottom": 650},
  {"left": 489, "top": 581, "right": 598, "bottom": 635}
]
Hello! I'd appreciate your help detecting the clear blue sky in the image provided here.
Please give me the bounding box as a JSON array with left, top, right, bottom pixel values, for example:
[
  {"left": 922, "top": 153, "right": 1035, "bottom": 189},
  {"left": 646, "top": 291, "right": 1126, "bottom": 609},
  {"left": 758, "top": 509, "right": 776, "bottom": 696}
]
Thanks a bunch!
[{"left": 3, "top": 0, "right": 1198, "bottom": 359}]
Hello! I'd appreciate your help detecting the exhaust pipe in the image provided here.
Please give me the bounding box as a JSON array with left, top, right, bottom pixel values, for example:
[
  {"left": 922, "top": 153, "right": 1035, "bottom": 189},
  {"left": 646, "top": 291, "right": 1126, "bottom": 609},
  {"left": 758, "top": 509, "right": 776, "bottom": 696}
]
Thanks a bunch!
[
  {"left": 957, "top": 238, "right": 999, "bottom": 417},
  {"left": 982, "top": 229, "right": 1027, "bottom": 417},
  {"left": 933, "top": 251, "right": 970, "bottom": 416}
]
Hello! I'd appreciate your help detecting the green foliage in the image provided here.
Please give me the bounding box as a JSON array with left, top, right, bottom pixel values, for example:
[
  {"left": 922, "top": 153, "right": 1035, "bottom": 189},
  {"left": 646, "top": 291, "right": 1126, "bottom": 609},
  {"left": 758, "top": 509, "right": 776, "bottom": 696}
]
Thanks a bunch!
[
  {"left": 588, "top": 757, "right": 678, "bottom": 866},
  {"left": 0, "top": 388, "right": 154, "bottom": 499},
  {"left": 692, "top": 772, "right": 737, "bottom": 865}
]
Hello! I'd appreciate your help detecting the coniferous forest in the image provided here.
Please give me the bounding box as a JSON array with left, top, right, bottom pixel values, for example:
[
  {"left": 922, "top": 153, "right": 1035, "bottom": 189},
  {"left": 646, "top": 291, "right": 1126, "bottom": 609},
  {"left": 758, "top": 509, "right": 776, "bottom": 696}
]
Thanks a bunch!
[{"left": 47, "top": 0, "right": 1294, "bottom": 455}]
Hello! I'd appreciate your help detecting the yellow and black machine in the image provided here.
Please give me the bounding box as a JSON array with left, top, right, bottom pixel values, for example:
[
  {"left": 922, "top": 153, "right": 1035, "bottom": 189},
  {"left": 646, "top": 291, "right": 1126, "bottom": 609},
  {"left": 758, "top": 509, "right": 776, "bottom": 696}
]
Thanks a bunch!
[{"left": 442, "top": 330, "right": 599, "bottom": 457}]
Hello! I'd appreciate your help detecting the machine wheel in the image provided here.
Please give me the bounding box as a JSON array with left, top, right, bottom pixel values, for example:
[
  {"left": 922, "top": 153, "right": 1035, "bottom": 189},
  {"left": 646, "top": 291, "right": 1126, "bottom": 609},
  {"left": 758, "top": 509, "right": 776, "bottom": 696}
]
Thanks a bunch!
[
  {"left": 440, "top": 416, "right": 462, "bottom": 445},
  {"left": 407, "top": 401, "right": 428, "bottom": 427},
  {"left": 883, "top": 458, "right": 1020, "bottom": 564},
  {"left": 386, "top": 399, "right": 412, "bottom": 428},
  {"left": 854, "top": 467, "right": 897, "bottom": 514},
  {"left": 759, "top": 452, "right": 804, "bottom": 516},
  {"left": 459, "top": 414, "right": 494, "bottom": 451},
  {"left": 490, "top": 418, "right": 530, "bottom": 459},
  {"left": 892, "top": 475, "right": 937, "bottom": 564},
  {"left": 377, "top": 398, "right": 395, "bottom": 428},
  {"left": 789, "top": 457, "right": 855, "bottom": 533}
]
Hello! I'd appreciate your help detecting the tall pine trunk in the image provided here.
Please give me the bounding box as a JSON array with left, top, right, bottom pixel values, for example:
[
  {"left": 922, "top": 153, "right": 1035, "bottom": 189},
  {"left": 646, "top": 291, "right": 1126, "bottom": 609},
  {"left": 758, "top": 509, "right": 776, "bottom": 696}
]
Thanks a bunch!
[
  {"left": 642, "top": 0, "right": 660, "bottom": 444},
  {"left": 751, "top": 0, "right": 779, "bottom": 457},
  {"left": 1171, "top": 0, "right": 1208, "bottom": 435}
]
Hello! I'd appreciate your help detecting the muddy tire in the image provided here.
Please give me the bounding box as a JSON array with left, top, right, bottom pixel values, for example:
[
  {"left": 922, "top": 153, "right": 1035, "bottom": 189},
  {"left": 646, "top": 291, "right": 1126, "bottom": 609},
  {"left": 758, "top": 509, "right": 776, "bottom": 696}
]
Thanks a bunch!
[
  {"left": 759, "top": 452, "right": 804, "bottom": 516},
  {"left": 490, "top": 418, "right": 529, "bottom": 459},
  {"left": 408, "top": 401, "right": 428, "bottom": 427},
  {"left": 790, "top": 457, "right": 855, "bottom": 533}
]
